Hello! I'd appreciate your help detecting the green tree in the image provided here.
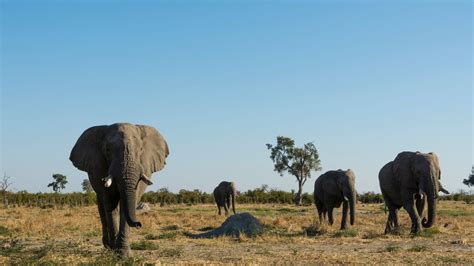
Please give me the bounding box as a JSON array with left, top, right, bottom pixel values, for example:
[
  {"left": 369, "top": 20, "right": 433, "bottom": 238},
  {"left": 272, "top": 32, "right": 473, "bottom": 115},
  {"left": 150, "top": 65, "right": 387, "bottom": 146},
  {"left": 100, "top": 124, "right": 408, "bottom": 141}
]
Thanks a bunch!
[
  {"left": 48, "top": 174, "right": 68, "bottom": 193},
  {"left": 81, "top": 179, "right": 93, "bottom": 193},
  {"left": 463, "top": 166, "right": 474, "bottom": 187},
  {"left": 266, "top": 136, "right": 322, "bottom": 205}
]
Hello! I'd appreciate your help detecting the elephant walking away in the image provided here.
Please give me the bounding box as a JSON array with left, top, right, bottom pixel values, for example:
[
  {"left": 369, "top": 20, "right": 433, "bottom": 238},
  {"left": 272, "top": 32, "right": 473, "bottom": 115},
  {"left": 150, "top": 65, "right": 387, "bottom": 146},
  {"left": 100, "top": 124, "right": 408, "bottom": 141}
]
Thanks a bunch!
[
  {"left": 213, "top": 181, "right": 236, "bottom": 216},
  {"left": 313, "top": 169, "right": 356, "bottom": 230},
  {"left": 70, "top": 123, "right": 169, "bottom": 257},
  {"left": 379, "top": 151, "right": 448, "bottom": 235}
]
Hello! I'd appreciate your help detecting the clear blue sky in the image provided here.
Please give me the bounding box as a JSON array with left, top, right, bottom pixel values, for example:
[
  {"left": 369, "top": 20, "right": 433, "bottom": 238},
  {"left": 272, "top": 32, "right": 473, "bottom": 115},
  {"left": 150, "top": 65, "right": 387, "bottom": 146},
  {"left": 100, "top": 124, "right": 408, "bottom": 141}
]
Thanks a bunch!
[{"left": 1, "top": 1, "right": 472, "bottom": 194}]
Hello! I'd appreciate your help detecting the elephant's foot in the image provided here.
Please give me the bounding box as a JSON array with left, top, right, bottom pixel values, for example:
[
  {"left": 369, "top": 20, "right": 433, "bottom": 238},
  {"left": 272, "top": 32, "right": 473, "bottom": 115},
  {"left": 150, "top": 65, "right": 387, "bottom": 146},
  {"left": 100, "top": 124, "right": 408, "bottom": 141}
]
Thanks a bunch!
[
  {"left": 340, "top": 224, "right": 348, "bottom": 230},
  {"left": 384, "top": 222, "right": 401, "bottom": 235},
  {"left": 102, "top": 236, "right": 116, "bottom": 250},
  {"left": 410, "top": 223, "right": 422, "bottom": 236},
  {"left": 115, "top": 247, "right": 133, "bottom": 258}
]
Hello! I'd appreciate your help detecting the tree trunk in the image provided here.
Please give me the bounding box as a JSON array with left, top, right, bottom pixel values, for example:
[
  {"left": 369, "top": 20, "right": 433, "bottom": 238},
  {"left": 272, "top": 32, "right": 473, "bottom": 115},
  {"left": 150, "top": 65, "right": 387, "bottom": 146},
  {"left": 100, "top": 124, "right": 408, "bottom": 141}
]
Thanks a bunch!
[{"left": 295, "top": 180, "right": 303, "bottom": 206}]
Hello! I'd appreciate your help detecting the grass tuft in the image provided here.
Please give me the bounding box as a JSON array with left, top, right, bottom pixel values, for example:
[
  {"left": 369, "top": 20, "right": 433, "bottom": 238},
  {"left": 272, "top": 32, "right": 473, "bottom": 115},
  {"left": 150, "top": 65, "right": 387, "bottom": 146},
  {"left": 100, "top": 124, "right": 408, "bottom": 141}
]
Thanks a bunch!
[
  {"left": 333, "top": 228, "right": 358, "bottom": 238},
  {"left": 144, "top": 233, "right": 159, "bottom": 240},
  {"left": 303, "top": 223, "right": 327, "bottom": 236},
  {"left": 419, "top": 227, "right": 441, "bottom": 237},
  {"left": 158, "top": 232, "right": 178, "bottom": 239},
  {"left": 0, "top": 225, "right": 10, "bottom": 236},
  {"left": 130, "top": 240, "right": 159, "bottom": 250}
]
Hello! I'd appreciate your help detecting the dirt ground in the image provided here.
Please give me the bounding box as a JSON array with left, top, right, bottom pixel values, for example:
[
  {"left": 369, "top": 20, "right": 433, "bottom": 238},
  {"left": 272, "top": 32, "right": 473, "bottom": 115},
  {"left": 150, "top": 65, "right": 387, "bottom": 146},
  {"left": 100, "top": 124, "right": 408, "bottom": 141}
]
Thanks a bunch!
[{"left": 0, "top": 201, "right": 473, "bottom": 264}]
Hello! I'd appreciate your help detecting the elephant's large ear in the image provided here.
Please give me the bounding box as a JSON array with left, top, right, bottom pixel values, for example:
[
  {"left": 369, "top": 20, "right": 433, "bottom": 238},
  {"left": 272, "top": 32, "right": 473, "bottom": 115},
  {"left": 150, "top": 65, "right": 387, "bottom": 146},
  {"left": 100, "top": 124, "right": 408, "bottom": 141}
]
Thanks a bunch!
[
  {"left": 138, "top": 125, "right": 169, "bottom": 175},
  {"left": 69, "top": 125, "right": 109, "bottom": 176}
]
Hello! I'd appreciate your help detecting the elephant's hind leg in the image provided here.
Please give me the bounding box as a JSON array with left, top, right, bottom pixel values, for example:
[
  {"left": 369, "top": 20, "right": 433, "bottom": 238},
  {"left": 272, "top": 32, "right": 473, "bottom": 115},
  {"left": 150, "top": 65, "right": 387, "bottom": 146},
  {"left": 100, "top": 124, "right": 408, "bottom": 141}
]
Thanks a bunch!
[
  {"left": 315, "top": 199, "right": 324, "bottom": 224},
  {"left": 382, "top": 192, "right": 400, "bottom": 234},
  {"left": 402, "top": 190, "right": 421, "bottom": 235}
]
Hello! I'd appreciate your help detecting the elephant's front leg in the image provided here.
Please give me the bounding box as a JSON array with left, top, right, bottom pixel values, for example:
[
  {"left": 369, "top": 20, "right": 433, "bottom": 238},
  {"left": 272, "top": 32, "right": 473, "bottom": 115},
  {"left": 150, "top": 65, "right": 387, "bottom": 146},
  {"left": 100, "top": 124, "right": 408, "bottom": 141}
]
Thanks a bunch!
[
  {"left": 402, "top": 191, "right": 421, "bottom": 234},
  {"left": 103, "top": 197, "right": 119, "bottom": 249},
  {"left": 97, "top": 196, "right": 119, "bottom": 249},
  {"left": 223, "top": 200, "right": 229, "bottom": 216},
  {"left": 96, "top": 198, "right": 110, "bottom": 248},
  {"left": 340, "top": 201, "right": 349, "bottom": 230},
  {"left": 327, "top": 207, "right": 334, "bottom": 226},
  {"left": 115, "top": 208, "right": 132, "bottom": 257}
]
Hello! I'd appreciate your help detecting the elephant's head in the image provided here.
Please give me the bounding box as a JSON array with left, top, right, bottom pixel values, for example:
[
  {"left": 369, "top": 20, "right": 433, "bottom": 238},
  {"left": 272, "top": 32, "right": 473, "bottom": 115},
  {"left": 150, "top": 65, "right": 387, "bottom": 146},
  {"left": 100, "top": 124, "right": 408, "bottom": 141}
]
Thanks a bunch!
[
  {"left": 394, "top": 151, "right": 441, "bottom": 228},
  {"left": 336, "top": 169, "right": 357, "bottom": 225},
  {"left": 70, "top": 123, "right": 169, "bottom": 228}
]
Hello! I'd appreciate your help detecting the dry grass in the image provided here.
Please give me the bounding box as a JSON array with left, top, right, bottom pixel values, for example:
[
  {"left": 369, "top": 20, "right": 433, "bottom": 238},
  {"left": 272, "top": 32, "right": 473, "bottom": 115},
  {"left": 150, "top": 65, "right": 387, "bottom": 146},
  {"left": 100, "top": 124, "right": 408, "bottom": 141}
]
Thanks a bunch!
[{"left": 0, "top": 201, "right": 473, "bottom": 264}]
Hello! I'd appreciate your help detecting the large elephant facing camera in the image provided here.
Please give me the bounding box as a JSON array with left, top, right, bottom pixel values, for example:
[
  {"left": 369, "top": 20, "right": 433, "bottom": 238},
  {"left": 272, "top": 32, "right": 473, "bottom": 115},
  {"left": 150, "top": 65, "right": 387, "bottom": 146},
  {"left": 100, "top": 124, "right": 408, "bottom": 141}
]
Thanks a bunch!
[
  {"left": 379, "top": 151, "right": 449, "bottom": 235},
  {"left": 70, "top": 123, "right": 169, "bottom": 257},
  {"left": 313, "top": 169, "right": 356, "bottom": 230}
]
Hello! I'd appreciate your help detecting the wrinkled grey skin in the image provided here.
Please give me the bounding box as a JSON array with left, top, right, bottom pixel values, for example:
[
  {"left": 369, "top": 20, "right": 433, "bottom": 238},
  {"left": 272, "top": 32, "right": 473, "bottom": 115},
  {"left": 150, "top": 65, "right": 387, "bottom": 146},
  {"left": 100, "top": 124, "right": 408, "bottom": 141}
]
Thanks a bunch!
[
  {"left": 379, "top": 151, "right": 448, "bottom": 235},
  {"left": 213, "top": 181, "right": 236, "bottom": 216},
  {"left": 313, "top": 169, "right": 356, "bottom": 230},
  {"left": 70, "top": 123, "right": 169, "bottom": 257}
]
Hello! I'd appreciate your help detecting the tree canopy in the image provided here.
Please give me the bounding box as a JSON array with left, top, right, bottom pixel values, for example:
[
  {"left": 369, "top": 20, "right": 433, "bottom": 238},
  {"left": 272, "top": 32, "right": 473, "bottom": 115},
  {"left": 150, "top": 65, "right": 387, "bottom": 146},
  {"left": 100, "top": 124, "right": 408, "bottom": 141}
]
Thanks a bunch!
[
  {"left": 48, "top": 174, "right": 68, "bottom": 193},
  {"left": 463, "top": 166, "right": 474, "bottom": 187},
  {"left": 266, "top": 136, "right": 322, "bottom": 205},
  {"left": 81, "top": 179, "right": 93, "bottom": 193}
]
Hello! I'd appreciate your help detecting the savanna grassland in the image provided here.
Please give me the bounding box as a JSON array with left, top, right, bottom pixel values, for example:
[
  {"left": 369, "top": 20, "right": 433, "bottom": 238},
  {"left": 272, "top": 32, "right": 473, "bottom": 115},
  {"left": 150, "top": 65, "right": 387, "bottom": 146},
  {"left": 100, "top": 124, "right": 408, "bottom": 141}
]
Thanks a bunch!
[{"left": 0, "top": 201, "right": 473, "bottom": 264}]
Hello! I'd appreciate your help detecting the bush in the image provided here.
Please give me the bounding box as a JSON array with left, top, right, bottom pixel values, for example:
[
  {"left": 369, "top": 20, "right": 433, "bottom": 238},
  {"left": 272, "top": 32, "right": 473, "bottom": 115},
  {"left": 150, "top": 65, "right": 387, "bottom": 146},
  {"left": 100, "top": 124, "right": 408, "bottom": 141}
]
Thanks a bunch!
[
  {"left": 6, "top": 187, "right": 471, "bottom": 207},
  {"left": 358, "top": 192, "right": 384, "bottom": 204}
]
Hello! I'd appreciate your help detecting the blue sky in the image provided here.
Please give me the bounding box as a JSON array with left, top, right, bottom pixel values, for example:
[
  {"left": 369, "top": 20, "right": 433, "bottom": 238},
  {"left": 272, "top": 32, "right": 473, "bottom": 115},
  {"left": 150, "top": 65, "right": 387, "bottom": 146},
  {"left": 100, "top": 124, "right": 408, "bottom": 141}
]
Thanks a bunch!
[{"left": 1, "top": 1, "right": 472, "bottom": 194}]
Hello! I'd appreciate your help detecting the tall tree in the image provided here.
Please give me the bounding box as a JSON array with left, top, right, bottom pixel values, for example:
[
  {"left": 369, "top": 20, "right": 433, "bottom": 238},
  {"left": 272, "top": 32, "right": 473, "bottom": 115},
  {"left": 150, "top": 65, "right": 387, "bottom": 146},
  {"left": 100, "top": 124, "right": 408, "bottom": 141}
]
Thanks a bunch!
[
  {"left": 82, "top": 179, "right": 94, "bottom": 193},
  {"left": 463, "top": 166, "right": 474, "bottom": 187},
  {"left": 0, "top": 173, "right": 12, "bottom": 205},
  {"left": 266, "top": 136, "right": 322, "bottom": 205},
  {"left": 48, "top": 174, "right": 68, "bottom": 193}
]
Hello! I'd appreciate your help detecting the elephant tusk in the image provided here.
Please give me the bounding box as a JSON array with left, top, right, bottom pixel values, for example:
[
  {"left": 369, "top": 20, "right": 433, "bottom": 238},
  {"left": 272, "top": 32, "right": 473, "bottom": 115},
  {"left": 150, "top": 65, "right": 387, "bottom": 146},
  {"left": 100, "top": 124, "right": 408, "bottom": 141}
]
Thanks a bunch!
[
  {"left": 343, "top": 195, "right": 349, "bottom": 201},
  {"left": 419, "top": 189, "right": 424, "bottom": 199},
  {"left": 140, "top": 174, "right": 153, "bottom": 186},
  {"left": 102, "top": 175, "right": 113, "bottom": 187},
  {"left": 440, "top": 187, "right": 449, "bottom": 194}
]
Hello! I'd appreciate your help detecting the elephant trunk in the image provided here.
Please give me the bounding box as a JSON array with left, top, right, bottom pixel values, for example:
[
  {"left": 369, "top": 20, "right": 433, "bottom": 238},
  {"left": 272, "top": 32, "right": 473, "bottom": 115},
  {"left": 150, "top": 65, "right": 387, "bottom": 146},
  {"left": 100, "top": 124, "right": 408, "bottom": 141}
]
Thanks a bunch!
[
  {"left": 422, "top": 177, "right": 437, "bottom": 228},
  {"left": 121, "top": 186, "right": 142, "bottom": 228},
  {"left": 349, "top": 190, "right": 356, "bottom": 225}
]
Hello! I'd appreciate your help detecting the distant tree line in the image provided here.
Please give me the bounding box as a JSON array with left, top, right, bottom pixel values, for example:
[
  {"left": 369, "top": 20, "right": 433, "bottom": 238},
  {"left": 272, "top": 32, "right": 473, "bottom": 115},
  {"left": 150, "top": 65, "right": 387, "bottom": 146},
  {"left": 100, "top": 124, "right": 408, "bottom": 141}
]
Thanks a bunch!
[{"left": 1, "top": 187, "right": 472, "bottom": 208}]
